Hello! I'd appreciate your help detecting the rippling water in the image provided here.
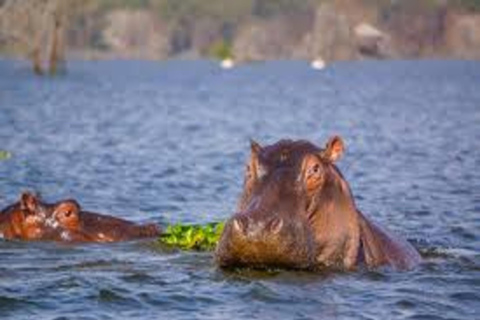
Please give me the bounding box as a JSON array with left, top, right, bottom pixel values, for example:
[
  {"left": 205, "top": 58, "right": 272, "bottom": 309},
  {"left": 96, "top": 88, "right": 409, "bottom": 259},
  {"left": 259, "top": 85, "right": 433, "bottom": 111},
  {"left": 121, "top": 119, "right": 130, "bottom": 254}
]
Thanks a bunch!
[{"left": 0, "top": 59, "right": 479, "bottom": 319}]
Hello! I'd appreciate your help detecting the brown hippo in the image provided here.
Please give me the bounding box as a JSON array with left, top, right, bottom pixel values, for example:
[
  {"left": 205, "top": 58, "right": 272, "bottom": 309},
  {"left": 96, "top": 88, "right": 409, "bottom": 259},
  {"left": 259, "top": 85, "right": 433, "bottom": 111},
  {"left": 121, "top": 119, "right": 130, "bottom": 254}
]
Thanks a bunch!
[
  {"left": 48, "top": 199, "right": 160, "bottom": 242},
  {"left": 215, "top": 136, "right": 421, "bottom": 271},
  {"left": 1, "top": 192, "right": 160, "bottom": 242},
  {"left": 0, "top": 192, "right": 54, "bottom": 240}
]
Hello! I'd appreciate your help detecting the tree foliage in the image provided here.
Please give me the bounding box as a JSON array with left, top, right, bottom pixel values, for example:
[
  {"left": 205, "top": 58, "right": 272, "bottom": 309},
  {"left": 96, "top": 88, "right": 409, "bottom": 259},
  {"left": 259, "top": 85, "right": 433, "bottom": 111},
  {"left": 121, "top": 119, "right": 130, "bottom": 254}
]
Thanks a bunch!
[
  {"left": 0, "top": 0, "right": 85, "bottom": 75},
  {"left": 451, "top": 0, "right": 480, "bottom": 11}
]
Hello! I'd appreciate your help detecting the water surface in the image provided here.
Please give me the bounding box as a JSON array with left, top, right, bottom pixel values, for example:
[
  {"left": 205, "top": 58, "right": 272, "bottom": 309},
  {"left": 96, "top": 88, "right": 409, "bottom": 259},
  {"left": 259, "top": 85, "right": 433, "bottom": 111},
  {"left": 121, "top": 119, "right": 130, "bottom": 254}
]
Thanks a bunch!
[{"left": 0, "top": 59, "right": 479, "bottom": 319}]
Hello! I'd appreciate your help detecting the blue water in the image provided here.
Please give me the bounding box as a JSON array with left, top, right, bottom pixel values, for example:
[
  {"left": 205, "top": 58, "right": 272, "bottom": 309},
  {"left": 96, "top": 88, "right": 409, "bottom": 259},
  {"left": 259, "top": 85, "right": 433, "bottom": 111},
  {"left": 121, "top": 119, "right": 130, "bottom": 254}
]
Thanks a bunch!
[{"left": 0, "top": 59, "right": 479, "bottom": 319}]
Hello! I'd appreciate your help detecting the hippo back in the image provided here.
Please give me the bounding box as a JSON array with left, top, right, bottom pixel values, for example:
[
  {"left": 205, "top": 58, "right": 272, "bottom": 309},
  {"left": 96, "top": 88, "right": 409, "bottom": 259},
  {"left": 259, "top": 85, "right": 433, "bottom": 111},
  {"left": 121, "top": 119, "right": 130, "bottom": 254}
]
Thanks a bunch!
[
  {"left": 358, "top": 212, "right": 421, "bottom": 270},
  {"left": 79, "top": 211, "right": 160, "bottom": 242}
]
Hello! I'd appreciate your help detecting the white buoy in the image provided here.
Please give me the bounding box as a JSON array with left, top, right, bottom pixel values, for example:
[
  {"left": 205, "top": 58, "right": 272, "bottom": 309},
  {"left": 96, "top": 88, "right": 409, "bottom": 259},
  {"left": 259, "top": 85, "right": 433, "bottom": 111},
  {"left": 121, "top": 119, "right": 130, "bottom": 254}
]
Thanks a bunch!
[
  {"left": 220, "top": 58, "right": 235, "bottom": 69},
  {"left": 311, "top": 58, "right": 326, "bottom": 70}
]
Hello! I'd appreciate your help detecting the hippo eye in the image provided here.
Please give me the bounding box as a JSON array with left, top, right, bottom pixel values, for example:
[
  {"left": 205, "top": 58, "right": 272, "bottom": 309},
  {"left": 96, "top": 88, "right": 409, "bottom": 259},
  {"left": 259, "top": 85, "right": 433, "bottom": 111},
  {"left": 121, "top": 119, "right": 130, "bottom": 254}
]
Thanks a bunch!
[
  {"left": 308, "top": 164, "right": 321, "bottom": 176},
  {"left": 64, "top": 210, "right": 72, "bottom": 218}
]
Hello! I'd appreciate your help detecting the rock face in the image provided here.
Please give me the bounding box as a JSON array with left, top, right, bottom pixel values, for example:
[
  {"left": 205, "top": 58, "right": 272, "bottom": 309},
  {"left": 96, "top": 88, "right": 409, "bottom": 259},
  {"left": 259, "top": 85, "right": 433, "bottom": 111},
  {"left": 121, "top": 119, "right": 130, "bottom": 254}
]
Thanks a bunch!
[
  {"left": 233, "top": 13, "right": 313, "bottom": 61},
  {"left": 62, "top": 5, "right": 480, "bottom": 62},
  {"left": 444, "top": 13, "right": 480, "bottom": 59},
  {"left": 300, "top": 4, "right": 395, "bottom": 62},
  {"left": 354, "top": 23, "right": 393, "bottom": 58},
  {"left": 190, "top": 18, "right": 223, "bottom": 56},
  {"left": 308, "top": 3, "right": 356, "bottom": 61},
  {"left": 102, "top": 10, "right": 170, "bottom": 59}
]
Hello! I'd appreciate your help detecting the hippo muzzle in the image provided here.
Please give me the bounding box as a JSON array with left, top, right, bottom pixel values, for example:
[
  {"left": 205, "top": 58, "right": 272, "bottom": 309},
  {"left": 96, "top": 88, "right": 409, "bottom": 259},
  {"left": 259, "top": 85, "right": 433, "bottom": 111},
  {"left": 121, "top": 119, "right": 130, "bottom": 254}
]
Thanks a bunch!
[
  {"left": 215, "top": 168, "right": 317, "bottom": 270},
  {"left": 216, "top": 212, "right": 316, "bottom": 269}
]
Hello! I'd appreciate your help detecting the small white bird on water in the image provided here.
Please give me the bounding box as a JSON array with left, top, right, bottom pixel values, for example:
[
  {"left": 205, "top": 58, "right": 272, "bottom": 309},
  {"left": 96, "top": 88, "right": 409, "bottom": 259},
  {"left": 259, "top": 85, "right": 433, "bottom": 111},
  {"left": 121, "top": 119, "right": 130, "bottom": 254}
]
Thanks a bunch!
[
  {"left": 311, "top": 58, "right": 326, "bottom": 70},
  {"left": 220, "top": 58, "right": 235, "bottom": 69}
]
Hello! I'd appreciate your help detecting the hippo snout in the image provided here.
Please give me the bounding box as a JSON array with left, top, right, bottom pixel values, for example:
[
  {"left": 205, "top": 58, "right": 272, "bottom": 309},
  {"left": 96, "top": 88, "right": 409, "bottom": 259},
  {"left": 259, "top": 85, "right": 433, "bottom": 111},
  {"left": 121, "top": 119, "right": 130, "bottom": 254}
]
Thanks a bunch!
[
  {"left": 215, "top": 213, "right": 316, "bottom": 270},
  {"left": 231, "top": 215, "right": 284, "bottom": 239}
]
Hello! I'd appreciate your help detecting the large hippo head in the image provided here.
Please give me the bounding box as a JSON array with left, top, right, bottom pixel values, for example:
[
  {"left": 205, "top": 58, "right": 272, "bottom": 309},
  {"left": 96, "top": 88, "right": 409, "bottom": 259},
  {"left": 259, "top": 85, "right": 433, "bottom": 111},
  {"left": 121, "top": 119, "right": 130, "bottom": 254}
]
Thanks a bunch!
[
  {"left": 215, "top": 138, "right": 338, "bottom": 269},
  {"left": 215, "top": 136, "right": 421, "bottom": 270}
]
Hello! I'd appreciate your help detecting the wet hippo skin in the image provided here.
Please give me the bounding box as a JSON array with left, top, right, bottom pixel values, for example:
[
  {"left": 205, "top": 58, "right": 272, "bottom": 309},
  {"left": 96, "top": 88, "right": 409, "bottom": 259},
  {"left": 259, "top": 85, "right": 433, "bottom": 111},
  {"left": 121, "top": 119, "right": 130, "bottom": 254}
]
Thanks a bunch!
[
  {"left": 49, "top": 199, "right": 160, "bottom": 242},
  {"left": 0, "top": 192, "right": 55, "bottom": 240},
  {"left": 1, "top": 193, "right": 160, "bottom": 242},
  {"left": 215, "top": 136, "right": 421, "bottom": 271}
]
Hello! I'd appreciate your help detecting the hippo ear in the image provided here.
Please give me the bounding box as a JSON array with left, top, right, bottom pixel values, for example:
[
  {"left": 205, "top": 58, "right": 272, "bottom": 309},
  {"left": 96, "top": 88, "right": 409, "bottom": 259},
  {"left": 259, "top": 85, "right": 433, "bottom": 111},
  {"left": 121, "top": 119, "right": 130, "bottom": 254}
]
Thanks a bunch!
[
  {"left": 247, "top": 139, "right": 265, "bottom": 180},
  {"left": 250, "top": 139, "right": 262, "bottom": 156},
  {"left": 322, "top": 136, "right": 345, "bottom": 162},
  {"left": 20, "top": 192, "right": 39, "bottom": 212}
]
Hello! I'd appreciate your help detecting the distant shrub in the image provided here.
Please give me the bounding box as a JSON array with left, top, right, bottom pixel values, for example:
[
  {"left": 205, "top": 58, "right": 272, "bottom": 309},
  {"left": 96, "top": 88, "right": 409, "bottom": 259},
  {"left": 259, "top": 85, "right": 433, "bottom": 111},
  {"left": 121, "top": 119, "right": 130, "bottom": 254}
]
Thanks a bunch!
[
  {"left": 452, "top": 0, "right": 480, "bottom": 11},
  {"left": 208, "top": 40, "right": 233, "bottom": 60}
]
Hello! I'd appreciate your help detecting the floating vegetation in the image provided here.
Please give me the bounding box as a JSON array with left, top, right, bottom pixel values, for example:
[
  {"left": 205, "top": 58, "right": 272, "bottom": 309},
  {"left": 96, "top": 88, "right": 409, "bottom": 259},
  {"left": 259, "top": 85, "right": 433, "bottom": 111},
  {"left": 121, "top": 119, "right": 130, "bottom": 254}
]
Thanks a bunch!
[
  {"left": 158, "top": 221, "right": 225, "bottom": 251},
  {"left": 0, "top": 150, "right": 12, "bottom": 160}
]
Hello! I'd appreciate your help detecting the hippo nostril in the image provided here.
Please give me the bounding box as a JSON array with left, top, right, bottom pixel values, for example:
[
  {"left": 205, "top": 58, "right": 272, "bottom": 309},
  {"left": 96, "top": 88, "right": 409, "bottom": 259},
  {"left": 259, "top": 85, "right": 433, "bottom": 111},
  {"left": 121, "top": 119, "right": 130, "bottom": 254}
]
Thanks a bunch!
[
  {"left": 232, "top": 215, "right": 253, "bottom": 236},
  {"left": 232, "top": 218, "right": 246, "bottom": 235},
  {"left": 268, "top": 218, "right": 284, "bottom": 235},
  {"left": 232, "top": 216, "right": 284, "bottom": 237}
]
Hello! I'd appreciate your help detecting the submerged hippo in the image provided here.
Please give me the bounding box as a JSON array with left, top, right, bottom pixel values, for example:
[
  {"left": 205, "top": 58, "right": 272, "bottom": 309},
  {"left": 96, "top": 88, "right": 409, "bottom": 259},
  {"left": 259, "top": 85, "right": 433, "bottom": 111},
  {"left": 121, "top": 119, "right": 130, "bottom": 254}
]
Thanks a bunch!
[
  {"left": 0, "top": 192, "right": 54, "bottom": 240},
  {"left": 1, "top": 192, "right": 160, "bottom": 242},
  {"left": 215, "top": 136, "right": 421, "bottom": 270},
  {"left": 48, "top": 199, "right": 160, "bottom": 242}
]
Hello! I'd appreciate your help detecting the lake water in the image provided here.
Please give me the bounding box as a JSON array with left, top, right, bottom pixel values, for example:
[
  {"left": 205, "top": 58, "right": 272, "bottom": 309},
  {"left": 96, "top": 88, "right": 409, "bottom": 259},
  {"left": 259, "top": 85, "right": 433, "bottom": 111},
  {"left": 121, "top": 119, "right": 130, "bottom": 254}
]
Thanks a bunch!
[{"left": 0, "top": 59, "right": 479, "bottom": 319}]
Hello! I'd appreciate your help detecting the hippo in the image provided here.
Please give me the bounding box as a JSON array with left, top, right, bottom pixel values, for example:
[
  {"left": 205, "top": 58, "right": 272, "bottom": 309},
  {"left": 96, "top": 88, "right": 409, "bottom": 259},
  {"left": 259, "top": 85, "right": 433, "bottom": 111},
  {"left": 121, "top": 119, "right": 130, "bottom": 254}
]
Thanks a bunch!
[
  {"left": 215, "top": 136, "right": 421, "bottom": 271},
  {"left": 0, "top": 192, "right": 54, "bottom": 240},
  {"left": 48, "top": 199, "right": 160, "bottom": 242},
  {"left": 1, "top": 192, "right": 160, "bottom": 242}
]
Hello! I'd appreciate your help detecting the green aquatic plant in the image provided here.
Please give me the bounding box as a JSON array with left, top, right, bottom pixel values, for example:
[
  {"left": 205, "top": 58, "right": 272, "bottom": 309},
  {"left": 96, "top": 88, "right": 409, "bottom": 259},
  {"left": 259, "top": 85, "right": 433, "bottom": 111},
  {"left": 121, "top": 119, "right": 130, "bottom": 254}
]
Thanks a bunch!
[
  {"left": 159, "top": 221, "right": 225, "bottom": 251},
  {"left": 0, "top": 150, "right": 12, "bottom": 160}
]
